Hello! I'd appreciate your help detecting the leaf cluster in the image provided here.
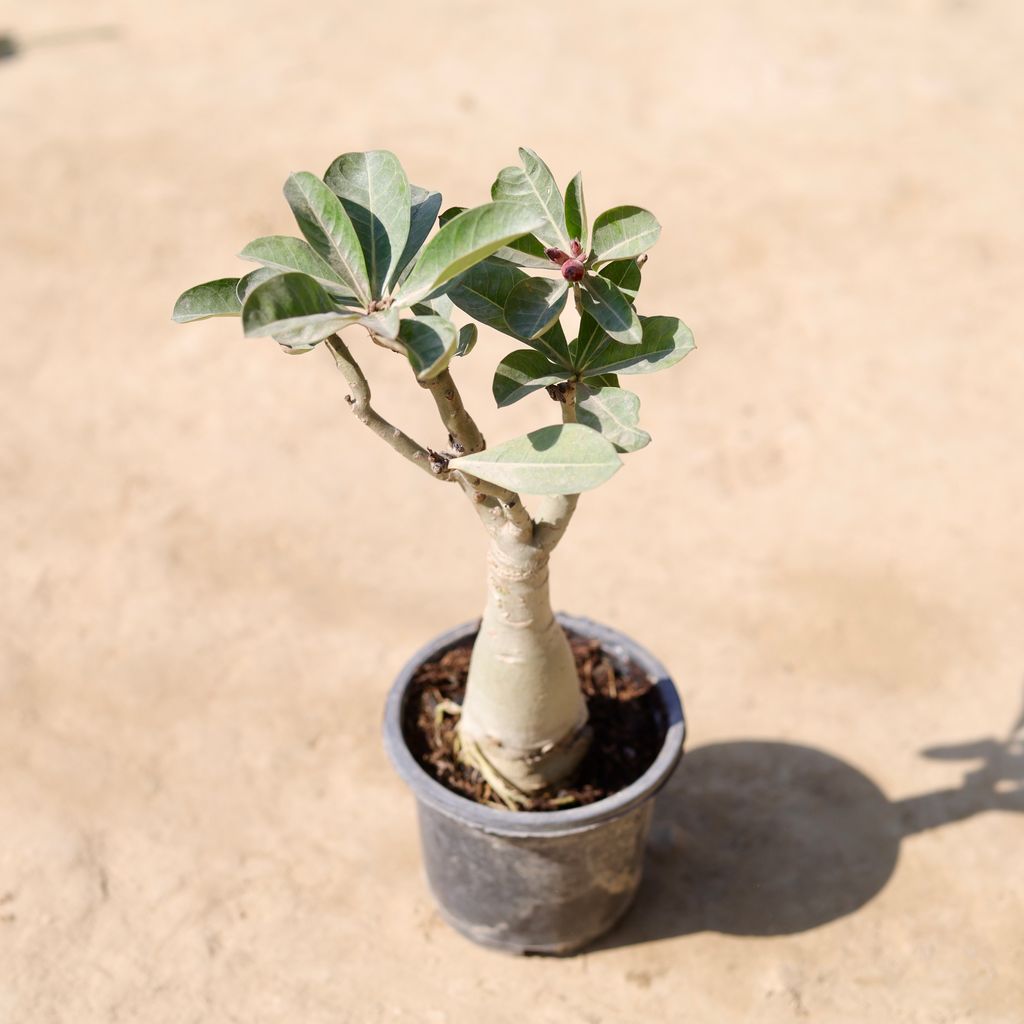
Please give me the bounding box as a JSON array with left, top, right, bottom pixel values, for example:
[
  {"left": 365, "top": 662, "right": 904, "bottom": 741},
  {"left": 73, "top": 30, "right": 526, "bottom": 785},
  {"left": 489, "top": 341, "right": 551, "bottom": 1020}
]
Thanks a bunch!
[
  {"left": 173, "top": 151, "right": 540, "bottom": 380},
  {"left": 172, "top": 148, "right": 694, "bottom": 497}
]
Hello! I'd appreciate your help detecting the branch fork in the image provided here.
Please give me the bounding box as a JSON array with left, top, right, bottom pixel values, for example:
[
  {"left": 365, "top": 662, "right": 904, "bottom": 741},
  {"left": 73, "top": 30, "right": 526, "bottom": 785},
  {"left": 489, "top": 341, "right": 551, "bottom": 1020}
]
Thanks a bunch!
[{"left": 325, "top": 333, "right": 570, "bottom": 544}]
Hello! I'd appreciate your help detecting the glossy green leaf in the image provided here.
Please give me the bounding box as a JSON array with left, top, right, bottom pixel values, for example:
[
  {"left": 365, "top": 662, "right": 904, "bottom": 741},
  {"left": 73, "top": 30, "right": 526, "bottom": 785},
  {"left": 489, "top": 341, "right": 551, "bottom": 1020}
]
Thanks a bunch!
[
  {"left": 582, "top": 372, "right": 619, "bottom": 388},
  {"left": 599, "top": 257, "right": 642, "bottom": 300},
  {"left": 447, "top": 259, "right": 572, "bottom": 365},
  {"left": 574, "top": 316, "right": 695, "bottom": 376},
  {"left": 492, "top": 349, "right": 572, "bottom": 407},
  {"left": 447, "top": 258, "right": 526, "bottom": 335},
  {"left": 324, "top": 150, "right": 411, "bottom": 299},
  {"left": 172, "top": 278, "right": 242, "bottom": 323},
  {"left": 580, "top": 274, "right": 641, "bottom": 344},
  {"left": 529, "top": 319, "right": 573, "bottom": 369},
  {"left": 573, "top": 259, "right": 644, "bottom": 368},
  {"left": 449, "top": 423, "right": 621, "bottom": 495},
  {"left": 242, "top": 272, "right": 360, "bottom": 347},
  {"left": 576, "top": 386, "right": 651, "bottom": 453},
  {"left": 397, "top": 315, "right": 458, "bottom": 380},
  {"left": 564, "top": 172, "right": 588, "bottom": 247},
  {"left": 456, "top": 323, "right": 478, "bottom": 357},
  {"left": 284, "top": 172, "right": 371, "bottom": 306},
  {"left": 238, "top": 236, "right": 355, "bottom": 297},
  {"left": 504, "top": 277, "right": 569, "bottom": 340},
  {"left": 590, "top": 206, "right": 661, "bottom": 264},
  {"left": 570, "top": 319, "right": 607, "bottom": 373},
  {"left": 418, "top": 275, "right": 472, "bottom": 305},
  {"left": 397, "top": 201, "right": 544, "bottom": 306},
  {"left": 491, "top": 147, "right": 569, "bottom": 249},
  {"left": 390, "top": 185, "right": 442, "bottom": 290}
]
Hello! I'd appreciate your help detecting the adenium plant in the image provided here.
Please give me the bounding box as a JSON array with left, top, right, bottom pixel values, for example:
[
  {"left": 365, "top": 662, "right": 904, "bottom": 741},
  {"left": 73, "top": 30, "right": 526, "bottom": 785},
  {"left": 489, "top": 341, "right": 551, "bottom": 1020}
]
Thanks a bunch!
[{"left": 173, "top": 147, "right": 694, "bottom": 807}]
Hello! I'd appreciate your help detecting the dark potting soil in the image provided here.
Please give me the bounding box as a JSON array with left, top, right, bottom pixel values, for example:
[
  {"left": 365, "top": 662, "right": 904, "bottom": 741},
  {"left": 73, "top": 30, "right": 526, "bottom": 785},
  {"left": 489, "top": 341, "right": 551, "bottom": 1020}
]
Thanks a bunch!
[{"left": 402, "top": 627, "right": 668, "bottom": 811}]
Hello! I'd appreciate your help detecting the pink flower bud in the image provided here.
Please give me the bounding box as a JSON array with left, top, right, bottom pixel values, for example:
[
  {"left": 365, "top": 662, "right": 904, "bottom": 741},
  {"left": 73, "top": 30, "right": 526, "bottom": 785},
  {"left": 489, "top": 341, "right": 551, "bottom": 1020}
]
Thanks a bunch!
[
  {"left": 545, "top": 247, "right": 570, "bottom": 266},
  {"left": 561, "top": 259, "right": 585, "bottom": 283}
]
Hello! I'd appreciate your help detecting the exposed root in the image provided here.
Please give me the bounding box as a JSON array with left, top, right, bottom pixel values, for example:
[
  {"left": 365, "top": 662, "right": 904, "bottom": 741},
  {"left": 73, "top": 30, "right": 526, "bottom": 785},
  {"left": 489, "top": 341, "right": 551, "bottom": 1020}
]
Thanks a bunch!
[
  {"left": 432, "top": 699, "right": 526, "bottom": 808},
  {"left": 456, "top": 735, "right": 532, "bottom": 811},
  {"left": 433, "top": 698, "right": 463, "bottom": 725}
]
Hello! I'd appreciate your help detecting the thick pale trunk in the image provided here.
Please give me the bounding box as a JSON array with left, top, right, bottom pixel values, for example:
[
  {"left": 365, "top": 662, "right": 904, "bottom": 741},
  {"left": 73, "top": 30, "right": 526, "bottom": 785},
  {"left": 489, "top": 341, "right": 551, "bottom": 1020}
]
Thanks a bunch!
[{"left": 457, "top": 534, "right": 590, "bottom": 796}]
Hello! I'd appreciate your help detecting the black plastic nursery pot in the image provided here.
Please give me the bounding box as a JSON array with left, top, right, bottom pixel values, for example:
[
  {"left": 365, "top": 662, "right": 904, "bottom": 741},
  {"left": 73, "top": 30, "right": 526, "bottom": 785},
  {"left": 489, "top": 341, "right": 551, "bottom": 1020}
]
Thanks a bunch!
[{"left": 383, "top": 613, "right": 686, "bottom": 955}]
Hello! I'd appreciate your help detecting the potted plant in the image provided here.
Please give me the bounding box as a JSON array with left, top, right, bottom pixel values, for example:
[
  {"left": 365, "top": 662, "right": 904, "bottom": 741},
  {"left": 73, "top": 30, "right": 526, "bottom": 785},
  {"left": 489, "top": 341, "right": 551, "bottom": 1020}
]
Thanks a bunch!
[{"left": 173, "top": 148, "right": 694, "bottom": 954}]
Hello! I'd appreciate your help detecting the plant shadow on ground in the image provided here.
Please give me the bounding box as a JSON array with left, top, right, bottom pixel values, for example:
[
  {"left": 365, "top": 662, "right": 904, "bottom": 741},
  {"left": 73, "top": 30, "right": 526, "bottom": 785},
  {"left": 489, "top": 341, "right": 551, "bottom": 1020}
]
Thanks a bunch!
[{"left": 598, "top": 694, "right": 1024, "bottom": 947}]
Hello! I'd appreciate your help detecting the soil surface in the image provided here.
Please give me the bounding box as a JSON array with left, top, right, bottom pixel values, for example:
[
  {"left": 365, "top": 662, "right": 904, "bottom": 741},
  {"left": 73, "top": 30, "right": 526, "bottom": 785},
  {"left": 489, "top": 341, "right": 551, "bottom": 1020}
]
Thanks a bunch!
[
  {"left": 2, "top": 2, "right": 1023, "bottom": 1022},
  {"left": 404, "top": 630, "right": 668, "bottom": 810}
]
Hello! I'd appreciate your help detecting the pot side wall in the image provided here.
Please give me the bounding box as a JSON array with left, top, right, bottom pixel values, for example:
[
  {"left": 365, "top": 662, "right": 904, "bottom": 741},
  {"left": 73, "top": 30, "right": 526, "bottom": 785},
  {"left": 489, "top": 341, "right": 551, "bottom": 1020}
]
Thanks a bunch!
[{"left": 384, "top": 613, "right": 686, "bottom": 955}]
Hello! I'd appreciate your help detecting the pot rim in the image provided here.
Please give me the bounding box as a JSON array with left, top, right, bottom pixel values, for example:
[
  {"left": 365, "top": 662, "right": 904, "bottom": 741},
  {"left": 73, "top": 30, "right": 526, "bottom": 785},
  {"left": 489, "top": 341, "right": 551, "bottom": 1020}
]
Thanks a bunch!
[{"left": 382, "top": 612, "right": 686, "bottom": 838}]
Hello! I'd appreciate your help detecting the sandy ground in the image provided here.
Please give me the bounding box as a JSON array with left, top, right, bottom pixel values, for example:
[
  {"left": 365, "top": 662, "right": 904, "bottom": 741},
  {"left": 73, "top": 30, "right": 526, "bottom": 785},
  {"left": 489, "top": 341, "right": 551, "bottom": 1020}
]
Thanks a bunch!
[{"left": 2, "top": 0, "right": 1023, "bottom": 1020}]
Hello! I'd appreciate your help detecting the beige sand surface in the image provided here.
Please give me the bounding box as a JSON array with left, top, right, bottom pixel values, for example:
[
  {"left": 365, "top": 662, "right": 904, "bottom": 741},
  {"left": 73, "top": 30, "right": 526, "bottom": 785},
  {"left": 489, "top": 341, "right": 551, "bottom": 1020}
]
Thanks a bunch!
[{"left": 2, "top": 1, "right": 1023, "bottom": 1020}]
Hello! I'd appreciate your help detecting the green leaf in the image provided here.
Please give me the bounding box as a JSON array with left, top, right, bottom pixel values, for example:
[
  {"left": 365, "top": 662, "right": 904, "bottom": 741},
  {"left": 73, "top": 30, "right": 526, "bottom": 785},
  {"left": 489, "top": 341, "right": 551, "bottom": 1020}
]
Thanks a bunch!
[
  {"left": 491, "top": 147, "right": 569, "bottom": 249},
  {"left": 564, "top": 172, "right": 588, "bottom": 247},
  {"left": 359, "top": 306, "right": 400, "bottom": 340},
  {"left": 447, "top": 258, "right": 526, "bottom": 335},
  {"left": 590, "top": 206, "right": 661, "bottom": 264},
  {"left": 449, "top": 423, "right": 621, "bottom": 495},
  {"left": 530, "top": 319, "right": 573, "bottom": 368},
  {"left": 504, "top": 277, "right": 569, "bottom": 340},
  {"left": 442, "top": 207, "right": 552, "bottom": 268},
  {"left": 236, "top": 267, "right": 282, "bottom": 304},
  {"left": 397, "top": 201, "right": 544, "bottom": 307},
  {"left": 573, "top": 259, "right": 644, "bottom": 368},
  {"left": 269, "top": 322, "right": 336, "bottom": 353},
  {"left": 238, "top": 236, "right": 356, "bottom": 298},
  {"left": 390, "top": 185, "right": 442, "bottom": 290},
  {"left": 397, "top": 315, "right": 458, "bottom": 380},
  {"left": 492, "top": 232, "right": 553, "bottom": 269},
  {"left": 599, "top": 257, "right": 642, "bottom": 300},
  {"left": 574, "top": 315, "right": 695, "bottom": 376},
  {"left": 172, "top": 278, "right": 242, "bottom": 323},
  {"left": 576, "top": 386, "right": 651, "bottom": 453},
  {"left": 492, "top": 349, "right": 572, "bottom": 407},
  {"left": 324, "top": 150, "right": 411, "bottom": 299},
  {"left": 242, "top": 272, "right": 360, "bottom": 348},
  {"left": 580, "top": 274, "right": 641, "bottom": 344},
  {"left": 456, "top": 323, "right": 478, "bottom": 357},
  {"left": 446, "top": 259, "right": 572, "bottom": 366},
  {"left": 582, "top": 372, "right": 619, "bottom": 388},
  {"left": 284, "top": 172, "right": 371, "bottom": 306},
  {"left": 412, "top": 292, "right": 456, "bottom": 321},
  {"left": 276, "top": 342, "right": 319, "bottom": 355},
  {"left": 438, "top": 205, "right": 465, "bottom": 228}
]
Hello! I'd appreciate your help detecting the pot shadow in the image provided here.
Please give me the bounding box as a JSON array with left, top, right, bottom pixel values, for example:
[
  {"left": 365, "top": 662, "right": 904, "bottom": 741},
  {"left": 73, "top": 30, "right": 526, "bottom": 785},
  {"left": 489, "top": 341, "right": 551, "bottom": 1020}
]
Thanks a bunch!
[{"left": 599, "top": 695, "right": 1024, "bottom": 947}]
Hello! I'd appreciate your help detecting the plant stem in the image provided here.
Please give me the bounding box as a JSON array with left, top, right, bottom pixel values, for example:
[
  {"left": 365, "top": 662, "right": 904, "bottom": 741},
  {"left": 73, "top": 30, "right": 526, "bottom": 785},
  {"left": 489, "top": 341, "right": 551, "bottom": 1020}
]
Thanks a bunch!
[
  {"left": 325, "top": 334, "right": 439, "bottom": 479},
  {"left": 421, "top": 367, "right": 534, "bottom": 539},
  {"left": 459, "top": 475, "right": 534, "bottom": 538},
  {"left": 328, "top": 326, "right": 591, "bottom": 799},
  {"left": 535, "top": 383, "right": 580, "bottom": 551},
  {"left": 421, "top": 369, "right": 485, "bottom": 454},
  {"left": 455, "top": 381, "right": 594, "bottom": 798},
  {"left": 457, "top": 530, "right": 590, "bottom": 796}
]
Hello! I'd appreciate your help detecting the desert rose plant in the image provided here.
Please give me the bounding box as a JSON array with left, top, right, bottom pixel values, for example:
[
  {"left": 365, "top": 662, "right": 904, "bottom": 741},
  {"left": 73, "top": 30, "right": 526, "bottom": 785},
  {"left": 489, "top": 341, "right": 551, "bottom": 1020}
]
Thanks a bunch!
[{"left": 173, "top": 148, "right": 694, "bottom": 807}]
